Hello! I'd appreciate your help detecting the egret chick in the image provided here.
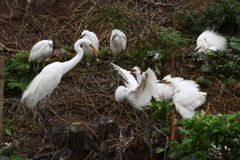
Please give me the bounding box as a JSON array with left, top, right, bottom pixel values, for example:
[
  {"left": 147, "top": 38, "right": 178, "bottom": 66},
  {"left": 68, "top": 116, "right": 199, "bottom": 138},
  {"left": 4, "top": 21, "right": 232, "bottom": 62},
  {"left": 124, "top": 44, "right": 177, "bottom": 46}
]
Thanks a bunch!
[
  {"left": 112, "top": 63, "right": 158, "bottom": 127},
  {"left": 110, "top": 29, "right": 127, "bottom": 62},
  {"left": 195, "top": 30, "right": 227, "bottom": 52},
  {"left": 80, "top": 30, "right": 99, "bottom": 61},
  {"left": 22, "top": 39, "right": 101, "bottom": 131},
  {"left": 29, "top": 40, "right": 53, "bottom": 72},
  {"left": 161, "top": 75, "right": 207, "bottom": 118}
]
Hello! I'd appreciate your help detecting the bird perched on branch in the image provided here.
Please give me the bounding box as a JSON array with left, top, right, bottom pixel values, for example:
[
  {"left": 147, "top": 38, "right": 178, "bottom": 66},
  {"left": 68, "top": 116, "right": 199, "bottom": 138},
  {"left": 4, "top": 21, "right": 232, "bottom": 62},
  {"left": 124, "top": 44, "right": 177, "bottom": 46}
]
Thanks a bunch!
[
  {"left": 28, "top": 40, "right": 53, "bottom": 72},
  {"left": 110, "top": 29, "right": 127, "bottom": 62},
  {"left": 111, "top": 63, "right": 158, "bottom": 127},
  {"left": 195, "top": 30, "right": 227, "bottom": 53},
  {"left": 159, "top": 75, "right": 207, "bottom": 118},
  {"left": 22, "top": 39, "right": 101, "bottom": 131},
  {"left": 80, "top": 30, "right": 99, "bottom": 61}
]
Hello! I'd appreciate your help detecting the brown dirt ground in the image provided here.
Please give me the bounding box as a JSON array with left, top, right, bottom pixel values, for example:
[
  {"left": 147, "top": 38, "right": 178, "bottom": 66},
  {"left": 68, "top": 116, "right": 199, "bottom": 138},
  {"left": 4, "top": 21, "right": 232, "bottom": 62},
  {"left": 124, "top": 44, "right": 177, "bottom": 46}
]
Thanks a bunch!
[{"left": 0, "top": 0, "right": 240, "bottom": 160}]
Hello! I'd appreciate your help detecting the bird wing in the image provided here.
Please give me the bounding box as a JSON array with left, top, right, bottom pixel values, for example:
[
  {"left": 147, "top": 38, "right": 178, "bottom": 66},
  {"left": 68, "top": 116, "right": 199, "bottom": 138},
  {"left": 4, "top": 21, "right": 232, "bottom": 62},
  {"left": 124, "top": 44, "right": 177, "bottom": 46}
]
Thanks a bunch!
[
  {"left": 157, "top": 83, "right": 174, "bottom": 101},
  {"left": 29, "top": 40, "right": 52, "bottom": 62},
  {"left": 173, "top": 89, "right": 207, "bottom": 118},
  {"left": 128, "top": 68, "right": 158, "bottom": 110},
  {"left": 21, "top": 62, "right": 63, "bottom": 107},
  {"left": 111, "top": 63, "right": 138, "bottom": 88}
]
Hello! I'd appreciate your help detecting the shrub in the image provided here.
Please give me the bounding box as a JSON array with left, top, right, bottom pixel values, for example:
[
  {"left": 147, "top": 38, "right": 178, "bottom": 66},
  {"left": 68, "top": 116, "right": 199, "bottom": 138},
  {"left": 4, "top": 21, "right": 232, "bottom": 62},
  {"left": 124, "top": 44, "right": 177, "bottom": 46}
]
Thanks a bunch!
[{"left": 4, "top": 51, "right": 34, "bottom": 95}]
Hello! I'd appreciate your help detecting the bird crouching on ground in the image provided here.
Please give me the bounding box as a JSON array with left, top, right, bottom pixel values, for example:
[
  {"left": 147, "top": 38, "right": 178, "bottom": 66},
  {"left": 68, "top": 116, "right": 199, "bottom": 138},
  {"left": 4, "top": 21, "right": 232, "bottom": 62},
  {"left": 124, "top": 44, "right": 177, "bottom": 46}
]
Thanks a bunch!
[
  {"left": 28, "top": 40, "right": 53, "bottom": 72},
  {"left": 195, "top": 30, "right": 227, "bottom": 53},
  {"left": 159, "top": 75, "right": 207, "bottom": 118}
]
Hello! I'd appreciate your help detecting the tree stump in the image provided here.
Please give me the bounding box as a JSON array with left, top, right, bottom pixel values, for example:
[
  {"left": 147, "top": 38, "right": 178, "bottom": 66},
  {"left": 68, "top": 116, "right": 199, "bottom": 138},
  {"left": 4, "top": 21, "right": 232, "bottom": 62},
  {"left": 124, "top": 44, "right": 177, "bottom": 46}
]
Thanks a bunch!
[
  {"left": 68, "top": 123, "right": 90, "bottom": 160},
  {"left": 98, "top": 117, "right": 117, "bottom": 153}
]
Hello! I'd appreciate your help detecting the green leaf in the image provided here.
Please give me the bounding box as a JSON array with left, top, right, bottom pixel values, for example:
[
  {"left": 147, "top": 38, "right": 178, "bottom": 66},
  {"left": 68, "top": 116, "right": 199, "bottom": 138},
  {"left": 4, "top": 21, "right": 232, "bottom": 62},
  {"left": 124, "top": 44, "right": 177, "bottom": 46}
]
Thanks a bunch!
[
  {"left": 230, "top": 37, "right": 240, "bottom": 50},
  {"left": 10, "top": 154, "right": 29, "bottom": 160},
  {"left": 0, "top": 47, "right": 3, "bottom": 51},
  {"left": 201, "top": 64, "right": 213, "bottom": 72},
  {"left": 155, "top": 147, "right": 165, "bottom": 153},
  {"left": 181, "top": 137, "right": 193, "bottom": 145},
  {"left": 226, "top": 113, "right": 237, "bottom": 120}
]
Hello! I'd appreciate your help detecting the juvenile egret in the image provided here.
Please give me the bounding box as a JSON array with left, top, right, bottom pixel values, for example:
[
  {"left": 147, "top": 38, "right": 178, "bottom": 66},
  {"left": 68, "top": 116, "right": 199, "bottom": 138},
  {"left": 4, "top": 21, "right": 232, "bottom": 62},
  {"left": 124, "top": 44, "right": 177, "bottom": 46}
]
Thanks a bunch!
[
  {"left": 111, "top": 63, "right": 158, "bottom": 127},
  {"left": 195, "top": 30, "right": 227, "bottom": 52},
  {"left": 110, "top": 29, "right": 127, "bottom": 60},
  {"left": 130, "top": 66, "right": 142, "bottom": 84},
  {"left": 28, "top": 40, "right": 53, "bottom": 72},
  {"left": 130, "top": 67, "right": 174, "bottom": 101},
  {"left": 160, "top": 75, "right": 207, "bottom": 118},
  {"left": 22, "top": 39, "right": 101, "bottom": 130},
  {"left": 80, "top": 30, "right": 99, "bottom": 60}
]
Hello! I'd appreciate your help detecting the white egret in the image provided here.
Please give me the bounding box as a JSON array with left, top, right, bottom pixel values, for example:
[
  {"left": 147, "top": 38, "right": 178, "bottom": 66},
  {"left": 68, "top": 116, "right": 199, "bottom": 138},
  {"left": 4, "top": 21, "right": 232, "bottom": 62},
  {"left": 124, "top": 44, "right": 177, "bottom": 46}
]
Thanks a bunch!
[
  {"left": 160, "top": 75, "right": 207, "bottom": 118},
  {"left": 28, "top": 40, "right": 53, "bottom": 72},
  {"left": 130, "top": 66, "right": 142, "bottom": 84},
  {"left": 130, "top": 67, "right": 174, "bottom": 101},
  {"left": 195, "top": 30, "right": 227, "bottom": 52},
  {"left": 21, "top": 39, "right": 101, "bottom": 130},
  {"left": 110, "top": 29, "right": 127, "bottom": 61},
  {"left": 80, "top": 30, "right": 99, "bottom": 60},
  {"left": 111, "top": 63, "right": 158, "bottom": 127}
]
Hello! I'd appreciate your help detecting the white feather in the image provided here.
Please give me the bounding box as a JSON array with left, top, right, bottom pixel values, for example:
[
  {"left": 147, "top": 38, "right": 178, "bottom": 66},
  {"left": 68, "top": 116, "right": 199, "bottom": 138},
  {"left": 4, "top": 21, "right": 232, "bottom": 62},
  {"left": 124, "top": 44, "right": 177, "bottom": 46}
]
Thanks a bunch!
[
  {"left": 195, "top": 30, "right": 227, "bottom": 52},
  {"left": 112, "top": 64, "right": 157, "bottom": 111},
  {"left": 110, "top": 29, "right": 127, "bottom": 58},
  {"left": 28, "top": 40, "right": 53, "bottom": 64},
  {"left": 80, "top": 30, "right": 99, "bottom": 59}
]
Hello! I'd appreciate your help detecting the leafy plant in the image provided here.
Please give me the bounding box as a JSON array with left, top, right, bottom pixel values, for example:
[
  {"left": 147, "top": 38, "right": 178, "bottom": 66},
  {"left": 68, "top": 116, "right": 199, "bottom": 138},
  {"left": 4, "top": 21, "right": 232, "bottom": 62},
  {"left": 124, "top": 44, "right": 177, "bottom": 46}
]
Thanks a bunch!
[
  {"left": 4, "top": 51, "right": 34, "bottom": 95},
  {"left": 188, "top": 50, "right": 240, "bottom": 80},
  {"left": 146, "top": 97, "right": 173, "bottom": 124},
  {"left": 174, "top": 0, "right": 240, "bottom": 35},
  {"left": 169, "top": 111, "right": 240, "bottom": 159}
]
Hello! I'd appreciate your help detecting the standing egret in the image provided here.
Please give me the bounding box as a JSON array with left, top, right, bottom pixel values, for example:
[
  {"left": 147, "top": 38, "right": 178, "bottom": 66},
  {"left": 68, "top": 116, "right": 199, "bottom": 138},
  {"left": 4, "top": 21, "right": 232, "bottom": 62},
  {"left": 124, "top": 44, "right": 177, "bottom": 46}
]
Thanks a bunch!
[
  {"left": 111, "top": 63, "right": 158, "bottom": 127},
  {"left": 21, "top": 39, "right": 101, "bottom": 131},
  {"left": 195, "top": 30, "right": 227, "bottom": 52},
  {"left": 110, "top": 29, "right": 127, "bottom": 62},
  {"left": 160, "top": 75, "right": 207, "bottom": 118},
  {"left": 28, "top": 40, "right": 53, "bottom": 72},
  {"left": 80, "top": 30, "right": 99, "bottom": 61}
]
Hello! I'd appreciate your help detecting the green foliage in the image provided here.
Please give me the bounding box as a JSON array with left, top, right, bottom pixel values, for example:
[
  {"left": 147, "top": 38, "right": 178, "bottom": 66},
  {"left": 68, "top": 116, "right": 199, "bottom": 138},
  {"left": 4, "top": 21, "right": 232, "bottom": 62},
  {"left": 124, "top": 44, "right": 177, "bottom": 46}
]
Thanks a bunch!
[
  {"left": 4, "top": 51, "right": 34, "bottom": 95},
  {"left": 188, "top": 50, "right": 240, "bottom": 80},
  {"left": 230, "top": 37, "right": 240, "bottom": 50},
  {"left": 169, "top": 111, "right": 240, "bottom": 159},
  {"left": 98, "top": 5, "right": 135, "bottom": 31},
  {"left": 146, "top": 97, "right": 173, "bottom": 124},
  {"left": 175, "top": 0, "right": 240, "bottom": 35},
  {"left": 149, "top": 26, "right": 188, "bottom": 51}
]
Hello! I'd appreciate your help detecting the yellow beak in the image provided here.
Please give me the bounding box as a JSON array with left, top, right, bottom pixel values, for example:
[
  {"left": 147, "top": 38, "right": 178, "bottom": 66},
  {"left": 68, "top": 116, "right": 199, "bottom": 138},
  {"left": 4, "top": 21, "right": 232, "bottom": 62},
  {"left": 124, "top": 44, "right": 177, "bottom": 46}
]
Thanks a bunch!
[
  {"left": 158, "top": 80, "right": 171, "bottom": 84},
  {"left": 90, "top": 44, "right": 102, "bottom": 57}
]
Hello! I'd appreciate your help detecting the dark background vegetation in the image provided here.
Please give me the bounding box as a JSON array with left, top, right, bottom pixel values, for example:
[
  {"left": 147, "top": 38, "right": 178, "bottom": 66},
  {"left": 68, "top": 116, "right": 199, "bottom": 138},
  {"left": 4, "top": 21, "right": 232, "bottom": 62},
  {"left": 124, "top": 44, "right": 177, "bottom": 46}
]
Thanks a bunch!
[{"left": 0, "top": 0, "right": 240, "bottom": 159}]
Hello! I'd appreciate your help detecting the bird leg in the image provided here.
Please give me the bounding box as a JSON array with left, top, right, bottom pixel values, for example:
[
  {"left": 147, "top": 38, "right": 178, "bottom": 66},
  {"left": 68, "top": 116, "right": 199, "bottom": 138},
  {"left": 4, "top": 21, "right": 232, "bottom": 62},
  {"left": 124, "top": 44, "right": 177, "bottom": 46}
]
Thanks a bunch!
[{"left": 36, "top": 102, "right": 52, "bottom": 132}]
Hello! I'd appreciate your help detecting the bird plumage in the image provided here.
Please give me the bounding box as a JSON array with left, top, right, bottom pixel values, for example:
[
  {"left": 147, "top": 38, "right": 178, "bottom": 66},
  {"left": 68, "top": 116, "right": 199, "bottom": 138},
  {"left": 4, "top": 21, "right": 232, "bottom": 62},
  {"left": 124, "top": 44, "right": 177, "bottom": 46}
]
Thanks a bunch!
[
  {"left": 112, "top": 63, "right": 157, "bottom": 111},
  {"left": 195, "top": 30, "right": 227, "bottom": 52},
  {"left": 80, "top": 30, "right": 99, "bottom": 59},
  {"left": 22, "top": 39, "right": 101, "bottom": 107},
  {"left": 161, "top": 75, "right": 207, "bottom": 118},
  {"left": 28, "top": 40, "right": 53, "bottom": 64},
  {"left": 110, "top": 29, "right": 127, "bottom": 59}
]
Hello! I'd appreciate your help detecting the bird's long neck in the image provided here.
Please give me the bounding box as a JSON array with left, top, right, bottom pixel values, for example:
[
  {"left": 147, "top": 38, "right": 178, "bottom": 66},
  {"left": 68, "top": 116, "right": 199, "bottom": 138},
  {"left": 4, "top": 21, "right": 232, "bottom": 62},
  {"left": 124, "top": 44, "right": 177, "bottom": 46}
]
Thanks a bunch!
[{"left": 61, "top": 39, "right": 84, "bottom": 75}]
